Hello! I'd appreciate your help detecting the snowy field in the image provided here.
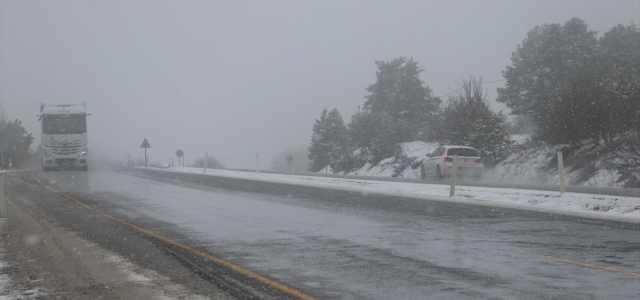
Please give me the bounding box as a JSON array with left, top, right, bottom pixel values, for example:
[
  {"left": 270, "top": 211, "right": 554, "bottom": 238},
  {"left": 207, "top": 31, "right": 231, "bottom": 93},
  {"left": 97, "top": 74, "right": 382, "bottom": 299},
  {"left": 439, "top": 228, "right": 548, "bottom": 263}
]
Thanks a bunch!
[{"left": 147, "top": 167, "right": 640, "bottom": 223}]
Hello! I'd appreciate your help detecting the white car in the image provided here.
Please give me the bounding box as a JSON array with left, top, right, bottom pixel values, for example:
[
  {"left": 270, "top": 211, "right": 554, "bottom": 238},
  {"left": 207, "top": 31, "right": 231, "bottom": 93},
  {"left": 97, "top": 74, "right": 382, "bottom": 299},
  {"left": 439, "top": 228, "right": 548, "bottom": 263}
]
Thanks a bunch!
[{"left": 421, "top": 146, "right": 484, "bottom": 180}]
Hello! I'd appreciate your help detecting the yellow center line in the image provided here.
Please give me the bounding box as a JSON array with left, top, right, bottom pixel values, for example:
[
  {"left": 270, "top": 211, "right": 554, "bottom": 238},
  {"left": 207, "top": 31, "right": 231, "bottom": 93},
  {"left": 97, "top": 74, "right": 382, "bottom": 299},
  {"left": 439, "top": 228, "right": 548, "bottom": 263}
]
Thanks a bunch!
[
  {"left": 31, "top": 172, "right": 318, "bottom": 300},
  {"left": 503, "top": 248, "right": 640, "bottom": 278}
]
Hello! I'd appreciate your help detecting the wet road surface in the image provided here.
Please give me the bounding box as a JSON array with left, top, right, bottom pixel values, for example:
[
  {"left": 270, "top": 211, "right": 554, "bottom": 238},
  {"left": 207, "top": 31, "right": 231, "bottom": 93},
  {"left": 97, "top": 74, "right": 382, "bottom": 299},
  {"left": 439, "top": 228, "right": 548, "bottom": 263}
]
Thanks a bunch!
[{"left": 4, "top": 169, "right": 639, "bottom": 299}]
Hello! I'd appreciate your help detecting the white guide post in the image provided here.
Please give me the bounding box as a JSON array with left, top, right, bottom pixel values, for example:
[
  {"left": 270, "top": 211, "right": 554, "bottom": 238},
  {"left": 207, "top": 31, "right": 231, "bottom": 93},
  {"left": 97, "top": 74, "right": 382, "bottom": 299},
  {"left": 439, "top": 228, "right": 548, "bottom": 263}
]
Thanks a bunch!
[
  {"left": 256, "top": 153, "right": 260, "bottom": 173},
  {"left": 450, "top": 155, "right": 458, "bottom": 197},
  {"left": 204, "top": 152, "right": 208, "bottom": 174},
  {"left": 0, "top": 178, "right": 6, "bottom": 218},
  {"left": 558, "top": 151, "right": 566, "bottom": 194}
]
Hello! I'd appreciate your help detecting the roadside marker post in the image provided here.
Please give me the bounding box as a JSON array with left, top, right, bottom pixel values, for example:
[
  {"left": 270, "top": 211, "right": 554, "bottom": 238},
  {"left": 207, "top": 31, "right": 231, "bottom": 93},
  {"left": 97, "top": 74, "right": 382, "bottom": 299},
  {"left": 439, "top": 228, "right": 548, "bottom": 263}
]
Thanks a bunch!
[
  {"left": 450, "top": 155, "right": 459, "bottom": 197},
  {"left": 558, "top": 151, "right": 566, "bottom": 194},
  {"left": 204, "top": 152, "right": 208, "bottom": 174},
  {"left": 256, "top": 153, "right": 260, "bottom": 173},
  {"left": 0, "top": 178, "right": 5, "bottom": 218}
]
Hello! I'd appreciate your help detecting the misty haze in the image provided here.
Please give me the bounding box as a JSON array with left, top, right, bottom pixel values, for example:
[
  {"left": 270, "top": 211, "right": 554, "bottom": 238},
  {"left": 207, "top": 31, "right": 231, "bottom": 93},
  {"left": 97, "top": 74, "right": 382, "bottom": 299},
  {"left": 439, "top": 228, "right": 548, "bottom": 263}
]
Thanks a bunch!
[{"left": 0, "top": 1, "right": 639, "bottom": 299}]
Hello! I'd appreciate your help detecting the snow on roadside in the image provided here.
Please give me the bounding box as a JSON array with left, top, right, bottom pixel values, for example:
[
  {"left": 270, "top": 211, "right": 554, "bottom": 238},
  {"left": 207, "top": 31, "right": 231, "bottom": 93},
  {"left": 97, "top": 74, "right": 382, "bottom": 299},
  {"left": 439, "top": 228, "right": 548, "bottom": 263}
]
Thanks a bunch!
[
  {"left": 146, "top": 167, "right": 640, "bottom": 223},
  {"left": 346, "top": 141, "right": 439, "bottom": 178},
  {"left": 490, "top": 142, "right": 631, "bottom": 188},
  {"left": 0, "top": 220, "right": 46, "bottom": 300},
  {"left": 103, "top": 255, "right": 211, "bottom": 300}
]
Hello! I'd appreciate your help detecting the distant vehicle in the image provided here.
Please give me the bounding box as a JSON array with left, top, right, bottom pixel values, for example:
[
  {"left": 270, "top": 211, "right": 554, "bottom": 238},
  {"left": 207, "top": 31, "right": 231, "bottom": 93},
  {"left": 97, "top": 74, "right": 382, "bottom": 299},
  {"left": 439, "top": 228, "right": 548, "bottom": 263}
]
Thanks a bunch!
[
  {"left": 421, "top": 146, "right": 484, "bottom": 180},
  {"left": 38, "top": 102, "right": 90, "bottom": 171}
]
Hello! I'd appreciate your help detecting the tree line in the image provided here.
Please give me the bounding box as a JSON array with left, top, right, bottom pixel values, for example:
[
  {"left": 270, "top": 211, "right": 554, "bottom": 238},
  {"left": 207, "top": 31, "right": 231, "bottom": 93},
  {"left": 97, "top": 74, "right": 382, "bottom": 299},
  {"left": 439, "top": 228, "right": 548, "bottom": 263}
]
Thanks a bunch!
[
  {"left": 309, "top": 18, "right": 639, "bottom": 174},
  {"left": 0, "top": 107, "right": 35, "bottom": 170}
]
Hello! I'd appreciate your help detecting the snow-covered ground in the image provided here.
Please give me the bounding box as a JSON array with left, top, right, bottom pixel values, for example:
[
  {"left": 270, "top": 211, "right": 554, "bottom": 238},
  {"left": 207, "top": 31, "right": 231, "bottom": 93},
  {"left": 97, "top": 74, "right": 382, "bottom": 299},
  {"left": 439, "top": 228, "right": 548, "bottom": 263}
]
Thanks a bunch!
[
  {"left": 346, "top": 141, "right": 438, "bottom": 178},
  {"left": 490, "top": 138, "right": 638, "bottom": 188},
  {"left": 146, "top": 167, "right": 640, "bottom": 223},
  {"left": 329, "top": 137, "right": 637, "bottom": 188},
  {"left": 0, "top": 219, "right": 45, "bottom": 300}
]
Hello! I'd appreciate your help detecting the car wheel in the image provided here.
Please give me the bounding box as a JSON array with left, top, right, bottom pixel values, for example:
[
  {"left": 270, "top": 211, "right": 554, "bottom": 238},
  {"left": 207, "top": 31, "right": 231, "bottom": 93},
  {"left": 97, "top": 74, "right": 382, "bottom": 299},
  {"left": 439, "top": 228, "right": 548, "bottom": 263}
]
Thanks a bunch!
[
  {"left": 420, "top": 165, "right": 426, "bottom": 180},
  {"left": 436, "top": 165, "right": 443, "bottom": 180}
]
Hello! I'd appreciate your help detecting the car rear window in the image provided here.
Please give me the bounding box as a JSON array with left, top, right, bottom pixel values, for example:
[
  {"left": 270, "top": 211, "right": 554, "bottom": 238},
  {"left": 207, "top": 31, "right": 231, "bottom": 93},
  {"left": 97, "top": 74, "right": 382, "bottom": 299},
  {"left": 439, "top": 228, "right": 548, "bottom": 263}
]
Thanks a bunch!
[{"left": 447, "top": 148, "right": 479, "bottom": 157}]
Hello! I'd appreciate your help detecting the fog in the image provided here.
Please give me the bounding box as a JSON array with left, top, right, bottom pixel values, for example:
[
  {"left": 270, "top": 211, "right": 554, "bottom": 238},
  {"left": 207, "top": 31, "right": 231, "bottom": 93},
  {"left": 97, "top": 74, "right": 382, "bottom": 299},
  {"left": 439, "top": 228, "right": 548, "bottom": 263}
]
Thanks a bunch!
[{"left": 1, "top": 0, "right": 637, "bottom": 169}]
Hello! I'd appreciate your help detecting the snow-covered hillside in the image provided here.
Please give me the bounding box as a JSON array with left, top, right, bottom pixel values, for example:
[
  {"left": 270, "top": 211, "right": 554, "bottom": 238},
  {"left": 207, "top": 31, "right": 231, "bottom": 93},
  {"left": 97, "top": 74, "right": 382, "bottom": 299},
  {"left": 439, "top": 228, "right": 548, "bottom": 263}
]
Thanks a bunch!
[
  {"left": 335, "top": 136, "right": 639, "bottom": 188},
  {"left": 346, "top": 141, "right": 438, "bottom": 178},
  {"left": 491, "top": 138, "right": 640, "bottom": 188}
]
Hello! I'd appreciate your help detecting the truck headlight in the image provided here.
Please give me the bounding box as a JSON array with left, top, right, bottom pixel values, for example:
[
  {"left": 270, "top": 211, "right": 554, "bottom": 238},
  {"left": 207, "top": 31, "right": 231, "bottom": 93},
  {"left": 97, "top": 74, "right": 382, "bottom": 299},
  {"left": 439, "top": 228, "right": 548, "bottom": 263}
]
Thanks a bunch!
[
  {"left": 80, "top": 151, "right": 87, "bottom": 157},
  {"left": 44, "top": 150, "right": 51, "bottom": 158}
]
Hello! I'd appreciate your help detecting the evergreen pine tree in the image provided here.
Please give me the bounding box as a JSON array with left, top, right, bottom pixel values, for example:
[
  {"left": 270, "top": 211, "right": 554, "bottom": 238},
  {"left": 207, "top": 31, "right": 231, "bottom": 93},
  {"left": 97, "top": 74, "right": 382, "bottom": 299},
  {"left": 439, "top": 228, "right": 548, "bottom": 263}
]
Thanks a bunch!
[
  {"left": 308, "top": 108, "right": 347, "bottom": 172},
  {"left": 442, "top": 76, "right": 513, "bottom": 166}
]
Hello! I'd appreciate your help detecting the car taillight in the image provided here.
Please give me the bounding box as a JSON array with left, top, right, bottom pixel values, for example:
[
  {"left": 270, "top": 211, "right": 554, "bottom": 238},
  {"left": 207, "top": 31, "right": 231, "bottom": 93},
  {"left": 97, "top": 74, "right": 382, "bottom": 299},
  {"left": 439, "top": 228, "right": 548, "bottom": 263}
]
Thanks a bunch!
[
  {"left": 474, "top": 158, "right": 484, "bottom": 163},
  {"left": 443, "top": 157, "right": 453, "bottom": 163}
]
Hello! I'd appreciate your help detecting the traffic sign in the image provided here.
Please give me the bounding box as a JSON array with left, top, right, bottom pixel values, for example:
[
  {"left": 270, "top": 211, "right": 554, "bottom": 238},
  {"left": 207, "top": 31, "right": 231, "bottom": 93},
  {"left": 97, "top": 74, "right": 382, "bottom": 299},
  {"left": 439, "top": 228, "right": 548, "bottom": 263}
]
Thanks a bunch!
[
  {"left": 140, "top": 138, "right": 151, "bottom": 148},
  {"left": 176, "top": 150, "right": 184, "bottom": 167},
  {"left": 140, "top": 139, "right": 151, "bottom": 168}
]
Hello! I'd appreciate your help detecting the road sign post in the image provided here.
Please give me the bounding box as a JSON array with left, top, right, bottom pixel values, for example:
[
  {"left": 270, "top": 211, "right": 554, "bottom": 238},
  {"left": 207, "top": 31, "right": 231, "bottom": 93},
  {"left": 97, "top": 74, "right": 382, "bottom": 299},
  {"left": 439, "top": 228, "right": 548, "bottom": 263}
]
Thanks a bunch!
[
  {"left": 204, "top": 152, "right": 208, "bottom": 174},
  {"left": 140, "top": 139, "right": 151, "bottom": 168},
  {"left": 450, "top": 155, "right": 459, "bottom": 197},
  {"left": 176, "top": 150, "right": 184, "bottom": 167},
  {"left": 286, "top": 155, "right": 293, "bottom": 172}
]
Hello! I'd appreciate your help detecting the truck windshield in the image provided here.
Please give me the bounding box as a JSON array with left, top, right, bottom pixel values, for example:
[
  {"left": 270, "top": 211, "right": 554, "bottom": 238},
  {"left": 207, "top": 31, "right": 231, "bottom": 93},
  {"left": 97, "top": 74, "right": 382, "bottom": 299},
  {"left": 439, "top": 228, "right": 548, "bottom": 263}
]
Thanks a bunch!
[{"left": 42, "top": 114, "right": 86, "bottom": 134}]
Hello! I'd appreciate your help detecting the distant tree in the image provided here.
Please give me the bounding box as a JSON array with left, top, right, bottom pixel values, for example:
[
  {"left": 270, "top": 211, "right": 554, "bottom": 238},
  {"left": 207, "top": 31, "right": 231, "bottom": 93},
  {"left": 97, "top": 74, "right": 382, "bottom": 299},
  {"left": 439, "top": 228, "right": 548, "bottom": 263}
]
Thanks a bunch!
[
  {"left": 363, "top": 57, "right": 441, "bottom": 143},
  {"left": 497, "top": 18, "right": 599, "bottom": 145},
  {"left": 341, "top": 57, "right": 441, "bottom": 166},
  {"left": 270, "top": 146, "right": 310, "bottom": 172},
  {"left": 124, "top": 153, "right": 134, "bottom": 167},
  {"left": 608, "top": 130, "right": 640, "bottom": 172},
  {"left": 0, "top": 111, "right": 34, "bottom": 169},
  {"left": 603, "top": 25, "right": 640, "bottom": 170},
  {"left": 345, "top": 106, "right": 399, "bottom": 162},
  {"left": 308, "top": 108, "right": 347, "bottom": 172},
  {"left": 599, "top": 24, "right": 640, "bottom": 139},
  {"left": 442, "top": 76, "right": 513, "bottom": 166},
  {"left": 192, "top": 155, "right": 225, "bottom": 169},
  {"left": 506, "top": 115, "right": 535, "bottom": 135}
]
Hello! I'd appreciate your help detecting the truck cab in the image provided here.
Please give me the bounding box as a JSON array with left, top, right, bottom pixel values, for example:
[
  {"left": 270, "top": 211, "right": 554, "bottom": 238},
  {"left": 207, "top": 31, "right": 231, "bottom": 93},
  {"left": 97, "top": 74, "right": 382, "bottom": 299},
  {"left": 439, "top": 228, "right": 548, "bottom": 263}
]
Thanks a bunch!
[{"left": 39, "top": 102, "right": 90, "bottom": 171}]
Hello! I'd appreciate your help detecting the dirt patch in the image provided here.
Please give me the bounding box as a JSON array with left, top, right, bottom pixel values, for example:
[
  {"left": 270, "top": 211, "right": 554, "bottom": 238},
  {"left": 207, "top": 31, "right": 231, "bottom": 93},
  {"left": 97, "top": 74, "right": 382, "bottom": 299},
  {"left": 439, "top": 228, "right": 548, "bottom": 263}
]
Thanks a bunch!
[{"left": 0, "top": 192, "right": 218, "bottom": 299}]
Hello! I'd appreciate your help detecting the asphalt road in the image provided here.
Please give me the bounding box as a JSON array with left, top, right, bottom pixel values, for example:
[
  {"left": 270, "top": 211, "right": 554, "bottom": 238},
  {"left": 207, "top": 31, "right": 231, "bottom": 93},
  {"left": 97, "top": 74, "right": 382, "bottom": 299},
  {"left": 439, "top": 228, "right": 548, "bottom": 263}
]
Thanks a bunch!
[{"left": 2, "top": 169, "right": 639, "bottom": 299}]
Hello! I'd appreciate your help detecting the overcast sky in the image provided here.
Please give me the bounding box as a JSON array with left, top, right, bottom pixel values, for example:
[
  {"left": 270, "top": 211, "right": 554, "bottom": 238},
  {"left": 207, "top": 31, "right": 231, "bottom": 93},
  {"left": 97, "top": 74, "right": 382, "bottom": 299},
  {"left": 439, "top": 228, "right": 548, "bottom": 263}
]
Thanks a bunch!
[{"left": 1, "top": 0, "right": 638, "bottom": 169}]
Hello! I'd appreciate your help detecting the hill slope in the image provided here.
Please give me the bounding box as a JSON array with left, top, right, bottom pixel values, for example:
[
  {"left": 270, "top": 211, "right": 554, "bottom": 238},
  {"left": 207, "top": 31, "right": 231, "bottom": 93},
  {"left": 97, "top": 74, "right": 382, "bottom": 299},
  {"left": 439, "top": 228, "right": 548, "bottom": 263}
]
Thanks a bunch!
[{"left": 335, "top": 137, "right": 639, "bottom": 188}]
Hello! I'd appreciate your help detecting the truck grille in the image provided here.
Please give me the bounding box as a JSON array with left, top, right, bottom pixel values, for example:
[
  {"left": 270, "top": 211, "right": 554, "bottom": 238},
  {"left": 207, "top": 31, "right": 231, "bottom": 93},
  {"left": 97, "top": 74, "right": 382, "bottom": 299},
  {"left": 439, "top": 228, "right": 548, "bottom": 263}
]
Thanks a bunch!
[
  {"left": 48, "top": 140, "right": 83, "bottom": 155},
  {"left": 54, "top": 158, "right": 79, "bottom": 166}
]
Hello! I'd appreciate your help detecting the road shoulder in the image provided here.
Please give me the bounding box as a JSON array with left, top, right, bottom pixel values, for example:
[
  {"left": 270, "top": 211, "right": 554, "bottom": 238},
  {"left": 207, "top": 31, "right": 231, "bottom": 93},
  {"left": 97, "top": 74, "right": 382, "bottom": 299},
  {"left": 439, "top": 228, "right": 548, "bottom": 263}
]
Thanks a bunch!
[{"left": 0, "top": 176, "right": 224, "bottom": 300}]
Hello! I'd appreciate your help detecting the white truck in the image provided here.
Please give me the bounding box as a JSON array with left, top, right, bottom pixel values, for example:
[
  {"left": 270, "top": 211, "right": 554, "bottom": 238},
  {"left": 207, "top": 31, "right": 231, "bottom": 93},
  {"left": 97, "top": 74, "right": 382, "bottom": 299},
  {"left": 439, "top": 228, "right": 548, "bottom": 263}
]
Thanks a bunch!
[{"left": 39, "top": 102, "right": 90, "bottom": 171}]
